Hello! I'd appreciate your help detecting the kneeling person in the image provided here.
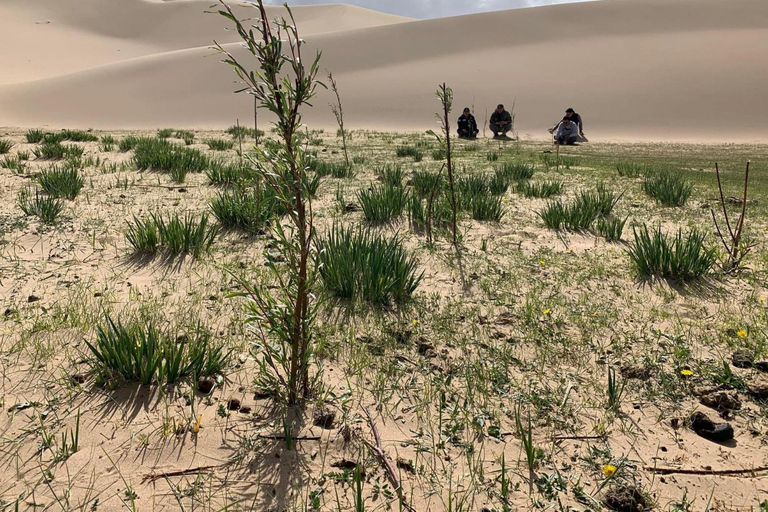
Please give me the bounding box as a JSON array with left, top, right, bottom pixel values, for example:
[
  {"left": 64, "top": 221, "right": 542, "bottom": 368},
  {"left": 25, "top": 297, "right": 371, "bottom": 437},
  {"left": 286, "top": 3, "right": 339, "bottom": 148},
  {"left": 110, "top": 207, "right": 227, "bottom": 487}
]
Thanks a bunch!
[
  {"left": 556, "top": 117, "right": 578, "bottom": 145},
  {"left": 457, "top": 108, "right": 479, "bottom": 139},
  {"left": 489, "top": 104, "right": 513, "bottom": 138}
]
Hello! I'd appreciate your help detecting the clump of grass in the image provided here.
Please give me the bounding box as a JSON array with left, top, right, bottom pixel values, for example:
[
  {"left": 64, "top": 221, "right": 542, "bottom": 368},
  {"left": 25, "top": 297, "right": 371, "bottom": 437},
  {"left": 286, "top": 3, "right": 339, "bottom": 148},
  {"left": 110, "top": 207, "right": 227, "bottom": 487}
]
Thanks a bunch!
[
  {"left": 497, "top": 162, "right": 535, "bottom": 181},
  {"left": 100, "top": 135, "right": 115, "bottom": 152},
  {"left": 132, "top": 138, "right": 208, "bottom": 177},
  {"left": 395, "top": 146, "right": 423, "bottom": 162},
  {"left": 26, "top": 129, "right": 46, "bottom": 143},
  {"left": 60, "top": 129, "right": 98, "bottom": 142},
  {"left": 486, "top": 152, "right": 499, "bottom": 162},
  {"left": 311, "top": 159, "right": 355, "bottom": 179},
  {"left": 86, "top": 316, "right": 229, "bottom": 386},
  {"left": 431, "top": 148, "right": 446, "bottom": 161},
  {"left": 17, "top": 150, "right": 30, "bottom": 161},
  {"left": 210, "top": 187, "right": 276, "bottom": 233},
  {"left": 643, "top": 172, "right": 693, "bottom": 207},
  {"left": 411, "top": 169, "right": 441, "bottom": 197},
  {"left": 37, "top": 165, "right": 85, "bottom": 200},
  {"left": 352, "top": 155, "right": 366, "bottom": 165},
  {"left": 157, "top": 128, "right": 174, "bottom": 139},
  {"left": 205, "top": 138, "right": 235, "bottom": 151},
  {"left": 225, "top": 125, "right": 263, "bottom": 139},
  {"left": 457, "top": 174, "right": 488, "bottom": 209},
  {"left": 317, "top": 225, "right": 423, "bottom": 304},
  {"left": 407, "top": 192, "right": 452, "bottom": 231},
  {"left": 1, "top": 156, "right": 27, "bottom": 173},
  {"left": 0, "top": 139, "right": 14, "bottom": 154},
  {"left": 174, "top": 130, "right": 195, "bottom": 141},
  {"left": 126, "top": 213, "right": 218, "bottom": 258},
  {"left": 32, "top": 142, "right": 84, "bottom": 160},
  {"left": 118, "top": 136, "right": 145, "bottom": 152},
  {"left": 559, "top": 156, "right": 578, "bottom": 169},
  {"left": 17, "top": 188, "right": 64, "bottom": 224},
  {"left": 470, "top": 194, "right": 504, "bottom": 222},
  {"left": 380, "top": 164, "right": 406, "bottom": 187},
  {"left": 616, "top": 162, "right": 645, "bottom": 177},
  {"left": 358, "top": 183, "right": 408, "bottom": 223},
  {"left": 516, "top": 180, "right": 563, "bottom": 198},
  {"left": 627, "top": 225, "right": 716, "bottom": 280},
  {"left": 595, "top": 216, "right": 628, "bottom": 242},
  {"left": 206, "top": 160, "right": 258, "bottom": 186},
  {"left": 488, "top": 172, "right": 509, "bottom": 196}
]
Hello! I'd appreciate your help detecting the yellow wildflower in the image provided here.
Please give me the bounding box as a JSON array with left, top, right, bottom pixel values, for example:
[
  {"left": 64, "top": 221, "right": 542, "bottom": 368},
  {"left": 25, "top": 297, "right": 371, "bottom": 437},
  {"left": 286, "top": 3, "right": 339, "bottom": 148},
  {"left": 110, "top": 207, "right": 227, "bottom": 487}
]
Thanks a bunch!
[
  {"left": 192, "top": 414, "right": 202, "bottom": 434},
  {"left": 603, "top": 465, "right": 617, "bottom": 478},
  {"left": 412, "top": 319, "right": 419, "bottom": 327},
  {"left": 760, "top": 298, "right": 766, "bottom": 304},
  {"left": 680, "top": 369, "right": 693, "bottom": 377},
  {"left": 539, "top": 260, "right": 546, "bottom": 265},
  {"left": 737, "top": 329, "right": 748, "bottom": 338},
  {"left": 543, "top": 308, "right": 551, "bottom": 315}
]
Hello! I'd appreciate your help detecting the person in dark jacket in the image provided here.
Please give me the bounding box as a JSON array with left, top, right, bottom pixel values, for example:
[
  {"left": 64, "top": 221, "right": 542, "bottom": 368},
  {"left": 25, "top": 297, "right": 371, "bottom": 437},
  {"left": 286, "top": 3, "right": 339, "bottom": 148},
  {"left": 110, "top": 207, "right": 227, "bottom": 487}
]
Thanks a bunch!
[
  {"left": 549, "top": 107, "right": 584, "bottom": 138},
  {"left": 489, "top": 104, "right": 513, "bottom": 138},
  {"left": 457, "top": 108, "right": 479, "bottom": 139},
  {"left": 555, "top": 117, "right": 579, "bottom": 145}
]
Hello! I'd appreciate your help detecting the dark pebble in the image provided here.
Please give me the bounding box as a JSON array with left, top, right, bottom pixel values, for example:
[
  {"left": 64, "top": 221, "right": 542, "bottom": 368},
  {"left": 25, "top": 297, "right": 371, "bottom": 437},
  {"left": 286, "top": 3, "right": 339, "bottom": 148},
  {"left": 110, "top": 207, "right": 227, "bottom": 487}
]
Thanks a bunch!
[
  {"left": 197, "top": 376, "right": 215, "bottom": 394},
  {"left": 227, "top": 399, "right": 241, "bottom": 411},
  {"left": 239, "top": 406, "right": 252, "bottom": 414},
  {"left": 28, "top": 295, "right": 40, "bottom": 303},
  {"left": 689, "top": 411, "right": 734, "bottom": 442}
]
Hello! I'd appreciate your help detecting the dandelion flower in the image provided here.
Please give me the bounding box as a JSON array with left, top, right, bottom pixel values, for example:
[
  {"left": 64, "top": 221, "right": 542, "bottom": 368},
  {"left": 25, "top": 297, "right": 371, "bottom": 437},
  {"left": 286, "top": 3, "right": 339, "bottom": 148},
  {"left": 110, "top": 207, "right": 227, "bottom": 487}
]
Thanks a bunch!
[
  {"left": 539, "top": 260, "right": 546, "bottom": 265},
  {"left": 543, "top": 308, "right": 551, "bottom": 315},
  {"left": 603, "top": 465, "right": 617, "bottom": 478},
  {"left": 680, "top": 369, "right": 693, "bottom": 377},
  {"left": 760, "top": 298, "right": 766, "bottom": 304},
  {"left": 737, "top": 329, "right": 748, "bottom": 338},
  {"left": 412, "top": 319, "right": 419, "bottom": 327}
]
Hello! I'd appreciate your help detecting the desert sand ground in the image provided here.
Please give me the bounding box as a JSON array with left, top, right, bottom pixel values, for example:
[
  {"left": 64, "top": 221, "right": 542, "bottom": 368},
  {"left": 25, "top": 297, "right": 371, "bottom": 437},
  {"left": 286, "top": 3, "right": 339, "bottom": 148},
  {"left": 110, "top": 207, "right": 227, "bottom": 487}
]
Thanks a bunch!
[{"left": 0, "top": 126, "right": 767, "bottom": 511}]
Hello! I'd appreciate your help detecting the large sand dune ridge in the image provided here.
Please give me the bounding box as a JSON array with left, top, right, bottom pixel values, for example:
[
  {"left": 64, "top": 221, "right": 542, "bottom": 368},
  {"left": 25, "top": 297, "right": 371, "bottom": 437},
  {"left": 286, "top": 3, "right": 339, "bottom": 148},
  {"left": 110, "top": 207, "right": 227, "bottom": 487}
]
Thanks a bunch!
[{"left": 1, "top": 0, "right": 767, "bottom": 141}]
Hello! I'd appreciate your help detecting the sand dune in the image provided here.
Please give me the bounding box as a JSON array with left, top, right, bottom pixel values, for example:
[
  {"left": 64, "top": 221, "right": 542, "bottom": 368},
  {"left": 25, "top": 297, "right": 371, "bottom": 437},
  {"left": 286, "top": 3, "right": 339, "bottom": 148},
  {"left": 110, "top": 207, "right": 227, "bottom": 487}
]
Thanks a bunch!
[{"left": 2, "top": 0, "right": 768, "bottom": 141}]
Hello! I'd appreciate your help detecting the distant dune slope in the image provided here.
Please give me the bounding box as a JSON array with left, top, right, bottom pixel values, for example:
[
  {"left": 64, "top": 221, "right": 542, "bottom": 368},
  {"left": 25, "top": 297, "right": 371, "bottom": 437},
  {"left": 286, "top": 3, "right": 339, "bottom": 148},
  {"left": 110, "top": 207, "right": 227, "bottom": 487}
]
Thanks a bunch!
[
  {"left": 0, "top": 1, "right": 412, "bottom": 83},
  {"left": 1, "top": 0, "right": 768, "bottom": 141}
]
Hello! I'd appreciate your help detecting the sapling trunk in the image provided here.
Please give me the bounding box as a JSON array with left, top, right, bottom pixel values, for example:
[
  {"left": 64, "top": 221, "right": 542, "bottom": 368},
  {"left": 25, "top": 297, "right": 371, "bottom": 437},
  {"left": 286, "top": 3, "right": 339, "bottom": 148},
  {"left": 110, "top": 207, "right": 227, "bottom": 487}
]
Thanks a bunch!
[{"left": 328, "top": 71, "right": 350, "bottom": 168}]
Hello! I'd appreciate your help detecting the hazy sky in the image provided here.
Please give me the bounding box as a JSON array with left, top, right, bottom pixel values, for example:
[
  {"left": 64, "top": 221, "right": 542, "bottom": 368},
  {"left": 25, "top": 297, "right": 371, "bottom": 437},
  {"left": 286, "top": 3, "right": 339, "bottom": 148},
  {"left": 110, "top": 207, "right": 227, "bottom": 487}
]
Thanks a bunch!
[{"left": 263, "top": 0, "right": 599, "bottom": 19}]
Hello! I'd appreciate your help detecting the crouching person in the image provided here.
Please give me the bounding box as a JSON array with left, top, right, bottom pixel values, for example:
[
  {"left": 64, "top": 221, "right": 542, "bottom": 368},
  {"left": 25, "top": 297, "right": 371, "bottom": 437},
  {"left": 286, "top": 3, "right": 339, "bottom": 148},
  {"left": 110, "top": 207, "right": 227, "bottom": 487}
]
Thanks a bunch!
[
  {"left": 555, "top": 117, "right": 579, "bottom": 145},
  {"left": 489, "top": 104, "right": 513, "bottom": 138},
  {"left": 457, "top": 108, "right": 479, "bottom": 139}
]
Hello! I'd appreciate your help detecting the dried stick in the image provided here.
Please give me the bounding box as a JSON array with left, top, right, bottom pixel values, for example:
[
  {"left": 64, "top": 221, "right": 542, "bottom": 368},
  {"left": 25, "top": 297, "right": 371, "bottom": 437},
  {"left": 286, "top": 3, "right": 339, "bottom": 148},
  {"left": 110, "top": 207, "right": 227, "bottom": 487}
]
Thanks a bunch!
[
  {"left": 143, "top": 465, "right": 220, "bottom": 483},
  {"left": 645, "top": 465, "right": 768, "bottom": 477},
  {"left": 362, "top": 407, "right": 415, "bottom": 512}
]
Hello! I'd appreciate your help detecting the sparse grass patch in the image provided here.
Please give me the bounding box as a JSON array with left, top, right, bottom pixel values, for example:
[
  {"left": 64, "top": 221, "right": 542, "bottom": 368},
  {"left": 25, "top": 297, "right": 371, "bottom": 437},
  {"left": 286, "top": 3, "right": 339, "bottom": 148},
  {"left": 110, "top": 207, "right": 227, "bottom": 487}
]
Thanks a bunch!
[
  {"left": 205, "top": 138, "right": 235, "bottom": 151},
  {"left": 457, "top": 174, "right": 488, "bottom": 210},
  {"left": 206, "top": 160, "right": 258, "bottom": 185},
  {"left": 86, "top": 315, "right": 229, "bottom": 386},
  {"left": 32, "top": 142, "right": 84, "bottom": 160},
  {"left": 358, "top": 183, "right": 408, "bottom": 223},
  {"left": 126, "top": 213, "right": 218, "bottom": 258},
  {"left": 431, "top": 148, "right": 446, "bottom": 161},
  {"left": 0, "top": 139, "right": 13, "bottom": 154},
  {"left": 318, "top": 225, "right": 422, "bottom": 304},
  {"left": 311, "top": 159, "right": 355, "bottom": 179},
  {"left": 486, "top": 152, "right": 499, "bottom": 162},
  {"left": 411, "top": 169, "right": 441, "bottom": 196},
  {"left": 1, "top": 156, "right": 27, "bottom": 173},
  {"left": 470, "top": 194, "right": 504, "bottom": 222},
  {"left": 37, "top": 165, "right": 85, "bottom": 200},
  {"left": 157, "top": 128, "right": 174, "bottom": 139},
  {"left": 25, "top": 129, "right": 46, "bottom": 143},
  {"left": 379, "top": 164, "right": 406, "bottom": 187},
  {"left": 616, "top": 162, "right": 645, "bottom": 177},
  {"left": 595, "top": 216, "right": 628, "bottom": 242},
  {"left": 210, "top": 186, "right": 275, "bottom": 233},
  {"left": 537, "top": 185, "right": 617, "bottom": 232},
  {"left": 118, "top": 135, "right": 145, "bottom": 152},
  {"left": 395, "top": 146, "right": 423, "bottom": 162},
  {"left": 643, "top": 171, "right": 693, "bottom": 207},
  {"left": 517, "top": 180, "right": 563, "bottom": 198},
  {"left": 627, "top": 225, "right": 716, "bottom": 280},
  {"left": 225, "top": 125, "right": 263, "bottom": 139},
  {"left": 17, "top": 150, "right": 30, "bottom": 161},
  {"left": 133, "top": 138, "right": 208, "bottom": 177},
  {"left": 60, "top": 129, "right": 98, "bottom": 142},
  {"left": 497, "top": 162, "right": 535, "bottom": 181},
  {"left": 17, "top": 188, "right": 64, "bottom": 223}
]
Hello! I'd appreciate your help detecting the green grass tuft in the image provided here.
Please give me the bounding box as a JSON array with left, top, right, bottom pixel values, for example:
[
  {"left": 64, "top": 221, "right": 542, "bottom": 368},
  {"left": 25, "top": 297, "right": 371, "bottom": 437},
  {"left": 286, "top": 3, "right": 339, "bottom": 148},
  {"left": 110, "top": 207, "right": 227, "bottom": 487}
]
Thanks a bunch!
[
  {"left": 210, "top": 186, "right": 276, "bottom": 233},
  {"left": 205, "top": 138, "right": 235, "bottom": 151},
  {"left": 358, "top": 183, "right": 408, "bottom": 223},
  {"left": 318, "top": 225, "right": 423, "bottom": 305},
  {"left": 37, "top": 165, "right": 85, "bottom": 200},
  {"left": 17, "top": 188, "right": 64, "bottom": 223},
  {"left": 627, "top": 225, "right": 716, "bottom": 280},
  {"left": 0, "top": 139, "right": 14, "bottom": 154},
  {"left": 395, "top": 146, "right": 423, "bottom": 162},
  {"left": 496, "top": 162, "right": 535, "bottom": 181},
  {"left": 516, "top": 180, "right": 564, "bottom": 198},
  {"left": 642, "top": 171, "right": 693, "bottom": 207}
]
